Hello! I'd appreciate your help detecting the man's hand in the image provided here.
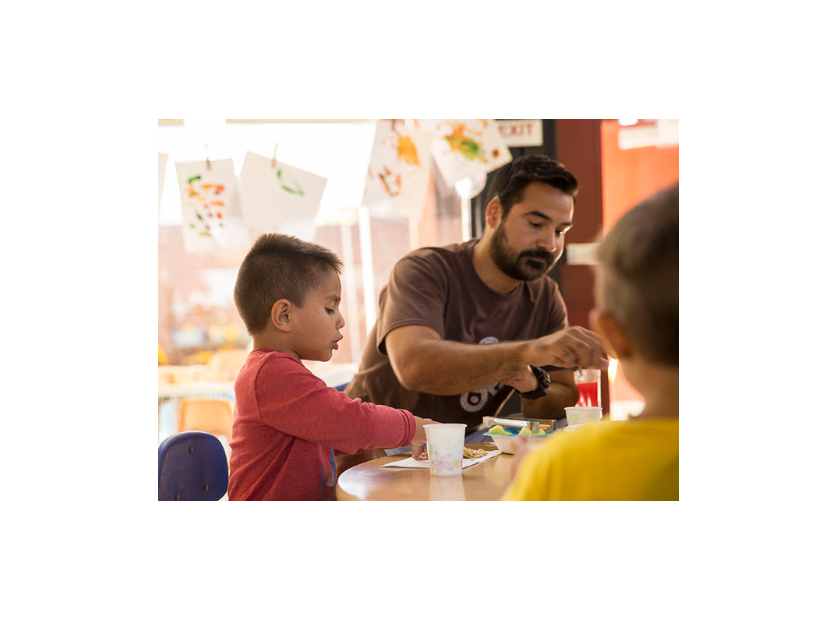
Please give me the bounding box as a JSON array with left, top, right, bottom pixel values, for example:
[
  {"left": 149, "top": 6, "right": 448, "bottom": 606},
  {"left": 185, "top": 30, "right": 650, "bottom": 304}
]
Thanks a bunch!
[
  {"left": 499, "top": 365, "right": 538, "bottom": 393},
  {"left": 411, "top": 416, "right": 439, "bottom": 459},
  {"left": 526, "top": 326, "right": 609, "bottom": 370}
]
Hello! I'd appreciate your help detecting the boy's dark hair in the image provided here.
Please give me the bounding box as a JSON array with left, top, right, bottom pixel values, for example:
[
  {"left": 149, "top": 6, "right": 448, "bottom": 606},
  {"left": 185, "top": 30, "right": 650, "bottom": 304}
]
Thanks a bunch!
[
  {"left": 234, "top": 234, "right": 343, "bottom": 335},
  {"left": 597, "top": 183, "right": 679, "bottom": 367},
  {"left": 487, "top": 154, "right": 579, "bottom": 219}
]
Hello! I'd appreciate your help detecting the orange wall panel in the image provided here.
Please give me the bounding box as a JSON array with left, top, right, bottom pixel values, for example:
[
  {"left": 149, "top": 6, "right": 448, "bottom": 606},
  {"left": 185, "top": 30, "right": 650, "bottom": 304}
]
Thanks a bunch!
[{"left": 601, "top": 120, "right": 679, "bottom": 233}]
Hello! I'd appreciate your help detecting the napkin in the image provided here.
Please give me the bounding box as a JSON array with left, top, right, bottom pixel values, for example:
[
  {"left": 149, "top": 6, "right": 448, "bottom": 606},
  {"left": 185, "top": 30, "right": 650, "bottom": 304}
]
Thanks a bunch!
[{"left": 380, "top": 449, "right": 502, "bottom": 469}]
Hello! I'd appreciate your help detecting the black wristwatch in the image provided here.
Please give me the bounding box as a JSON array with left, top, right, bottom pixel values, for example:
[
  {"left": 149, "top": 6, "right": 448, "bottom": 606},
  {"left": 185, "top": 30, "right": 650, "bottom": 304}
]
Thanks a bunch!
[{"left": 518, "top": 366, "right": 551, "bottom": 400}]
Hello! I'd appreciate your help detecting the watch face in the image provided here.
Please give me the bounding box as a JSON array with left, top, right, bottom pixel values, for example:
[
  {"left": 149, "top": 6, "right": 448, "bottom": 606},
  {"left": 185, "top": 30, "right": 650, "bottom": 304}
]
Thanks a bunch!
[{"left": 533, "top": 366, "right": 550, "bottom": 388}]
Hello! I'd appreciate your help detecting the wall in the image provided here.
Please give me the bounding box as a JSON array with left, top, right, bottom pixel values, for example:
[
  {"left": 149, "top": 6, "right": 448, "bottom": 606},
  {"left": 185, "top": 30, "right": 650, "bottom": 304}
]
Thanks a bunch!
[{"left": 601, "top": 120, "right": 680, "bottom": 231}]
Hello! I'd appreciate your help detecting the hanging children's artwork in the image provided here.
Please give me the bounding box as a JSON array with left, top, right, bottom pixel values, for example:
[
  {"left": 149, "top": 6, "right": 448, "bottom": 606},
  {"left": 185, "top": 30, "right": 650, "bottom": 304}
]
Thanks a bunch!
[
  {"left": 158, "top": 153, "right": 168, "bottom": 213},
  {"left": 420, "top": 119, "right": 513, "bottom": 189},
  {"left": 238, "top": 151, "right": 328, "bottom": 242},
  {"left": 362, "top": 120, "right": 433, "bottom": 221},
  {"left": 175, "top": 159, "right": 249, "bottom": 253}
]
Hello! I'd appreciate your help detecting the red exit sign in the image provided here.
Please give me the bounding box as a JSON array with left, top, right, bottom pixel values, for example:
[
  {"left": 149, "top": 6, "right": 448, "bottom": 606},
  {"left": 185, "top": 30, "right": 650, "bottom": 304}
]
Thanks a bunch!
[{"left": 496, "top": 120, "right": 543, "bottom": 147}]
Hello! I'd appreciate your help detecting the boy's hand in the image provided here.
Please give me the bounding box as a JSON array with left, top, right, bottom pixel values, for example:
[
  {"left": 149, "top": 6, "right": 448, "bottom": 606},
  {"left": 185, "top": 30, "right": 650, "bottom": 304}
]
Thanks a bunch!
[{"left": 411, "top": 416, "right": 439, "bottom": 459}]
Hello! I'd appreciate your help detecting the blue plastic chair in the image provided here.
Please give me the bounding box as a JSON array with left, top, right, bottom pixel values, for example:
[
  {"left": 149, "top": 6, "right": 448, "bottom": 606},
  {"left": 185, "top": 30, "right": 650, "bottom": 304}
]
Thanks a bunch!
[
  {"left": 158, "top": 431, "right": 229, "bottom": 501},
  {"left": 334, "top": 382, "right": 348, "bottom": 392}
]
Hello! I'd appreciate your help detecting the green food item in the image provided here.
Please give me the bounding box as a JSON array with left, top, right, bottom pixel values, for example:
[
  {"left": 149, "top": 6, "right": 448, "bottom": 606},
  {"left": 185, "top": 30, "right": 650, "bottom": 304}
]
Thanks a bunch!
[
  {"left": 535, "top": 429, "right": 546, "bottom": 436},
  {"left": 519, "top": 427, "right": 533, "bottom": 436},
  {"left": 488, "top": 425, "right": 508, "bottom": 435}
]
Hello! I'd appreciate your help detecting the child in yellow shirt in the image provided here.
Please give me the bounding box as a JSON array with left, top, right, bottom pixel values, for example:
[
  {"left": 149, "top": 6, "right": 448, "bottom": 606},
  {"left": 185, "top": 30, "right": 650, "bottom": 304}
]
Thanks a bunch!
[{"left": 504, "top": 183, "right": 679, "bottom": 500}]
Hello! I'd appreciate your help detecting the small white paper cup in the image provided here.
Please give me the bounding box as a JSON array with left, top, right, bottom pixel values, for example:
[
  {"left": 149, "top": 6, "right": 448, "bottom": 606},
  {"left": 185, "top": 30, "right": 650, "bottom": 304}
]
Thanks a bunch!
[
  {"left": 424, "top": 424, "right": 467, "bottom": 477},
  {"left": 564, "top": 406, "right": 603, "bottom": 426}
]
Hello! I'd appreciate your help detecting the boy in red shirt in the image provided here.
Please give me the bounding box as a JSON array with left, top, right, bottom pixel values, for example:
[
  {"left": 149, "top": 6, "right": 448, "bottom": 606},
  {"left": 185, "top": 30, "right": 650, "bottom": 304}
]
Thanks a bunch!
[{"left": 228, "top": 234, "right": 436, "bottom": 500}]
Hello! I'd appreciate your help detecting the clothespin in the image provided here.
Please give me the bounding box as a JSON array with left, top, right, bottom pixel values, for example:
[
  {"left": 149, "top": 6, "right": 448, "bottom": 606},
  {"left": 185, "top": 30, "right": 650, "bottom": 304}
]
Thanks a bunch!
[
  {"left": 205, "top": 144, "right": 211, "bottom": 170},
  {"left": 271, "top": 143, "right": 278, "bottom": 168}
]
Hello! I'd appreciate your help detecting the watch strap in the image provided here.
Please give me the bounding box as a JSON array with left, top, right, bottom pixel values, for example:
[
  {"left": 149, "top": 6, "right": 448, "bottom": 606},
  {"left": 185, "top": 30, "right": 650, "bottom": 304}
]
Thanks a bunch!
[{"left": 519, "top": 366, "right": 551, "bottom": 400}]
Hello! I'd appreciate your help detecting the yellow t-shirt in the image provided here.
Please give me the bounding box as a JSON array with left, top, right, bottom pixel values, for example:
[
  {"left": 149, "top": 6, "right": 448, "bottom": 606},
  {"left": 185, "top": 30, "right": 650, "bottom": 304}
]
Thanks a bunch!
[{"left": 503, "top": 418, "right": 679, "bottom": 501}]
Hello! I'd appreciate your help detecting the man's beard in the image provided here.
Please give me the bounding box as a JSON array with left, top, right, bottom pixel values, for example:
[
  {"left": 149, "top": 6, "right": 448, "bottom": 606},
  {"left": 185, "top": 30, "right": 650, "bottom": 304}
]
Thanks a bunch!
[{"left": 488, "top": 221, "right": 558, "bottom": 281}]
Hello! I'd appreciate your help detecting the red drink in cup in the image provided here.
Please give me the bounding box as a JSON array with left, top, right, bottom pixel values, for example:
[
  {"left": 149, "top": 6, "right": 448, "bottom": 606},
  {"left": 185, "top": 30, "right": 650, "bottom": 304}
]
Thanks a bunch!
[
  {"left": 574, "top": 369, "right": 601, "bottom": 407},
  {"left": 576, "top": 381, "right": 599, "bottom": 406}
]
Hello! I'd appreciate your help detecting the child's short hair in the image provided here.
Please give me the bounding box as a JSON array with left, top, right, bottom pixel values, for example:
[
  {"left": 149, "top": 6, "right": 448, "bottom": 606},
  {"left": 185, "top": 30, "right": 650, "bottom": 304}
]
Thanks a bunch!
[
  {"left": 234, "top": 234, "right": 343, "bottom": 335},
  {"left": 597, "top": 183, "right": 678, "bottom": 366}
]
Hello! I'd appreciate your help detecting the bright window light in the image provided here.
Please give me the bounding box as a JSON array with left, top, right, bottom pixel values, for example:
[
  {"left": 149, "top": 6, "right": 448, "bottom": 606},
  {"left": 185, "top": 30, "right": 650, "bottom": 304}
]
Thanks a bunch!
[{"left": 158, "top": 121, "right": 377, "bottom": 226}]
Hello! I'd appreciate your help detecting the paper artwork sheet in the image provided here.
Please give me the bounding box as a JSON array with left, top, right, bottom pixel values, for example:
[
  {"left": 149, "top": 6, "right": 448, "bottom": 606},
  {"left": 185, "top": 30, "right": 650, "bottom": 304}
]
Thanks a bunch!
[
  {"left": 420, "top": 119, "right": 513, "bottom": 189},
  {"left": 362, "top": 120, "right": 433, "bottom": 221},
  {"left": 158, "top": 153, "right": 168, "bottom": 212},
  {"left": 239, "top": 151, "right": 327, "bottom": 242},
  {"left": 175, "top": 159, "right": 248, "bottom": 253}
]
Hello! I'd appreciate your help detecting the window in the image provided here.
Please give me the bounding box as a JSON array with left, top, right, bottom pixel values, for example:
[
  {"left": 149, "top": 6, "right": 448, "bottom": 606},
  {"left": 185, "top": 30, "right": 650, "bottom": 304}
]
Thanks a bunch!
[{"left": 158, "top": 120, "right": 462, "bottom": 369}]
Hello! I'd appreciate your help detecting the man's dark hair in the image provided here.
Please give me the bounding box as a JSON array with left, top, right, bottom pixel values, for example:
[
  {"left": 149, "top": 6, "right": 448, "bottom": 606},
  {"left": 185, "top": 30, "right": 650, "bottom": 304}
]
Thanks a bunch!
[
  {"left": 234, "top": 234, "right": 343, "bottom": 335},
  {"left": 597, "top": 183, "right": 679, "bottom": 367},
  {"left": 487, "top": 154, "right": 579, "bottom": 219}
]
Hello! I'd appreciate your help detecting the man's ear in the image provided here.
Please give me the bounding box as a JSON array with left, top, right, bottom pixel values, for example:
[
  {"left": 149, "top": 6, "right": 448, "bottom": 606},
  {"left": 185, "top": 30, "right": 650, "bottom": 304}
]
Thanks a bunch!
[
  {"left": 270, "top": 299, "right": 293, "bottom": 332},
  {"left": 589, "top": 308, "right": 632, "bottom": 360},
  {"left": 485, "top": 196, "right": 502, "bottom": 230}
]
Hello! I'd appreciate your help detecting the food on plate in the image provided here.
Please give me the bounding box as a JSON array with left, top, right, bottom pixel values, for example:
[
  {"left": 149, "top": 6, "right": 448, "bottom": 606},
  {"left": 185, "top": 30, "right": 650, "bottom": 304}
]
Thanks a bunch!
[
  {"left": 488, "top": 425, "right": 511, "bottom": 435},
  {"left": 416, "top": 446, "right": 487, "bottom": 461},
  {"left": 517, "top": 427, "right": 548, "bottom": 436},
  {"left": 463, "top": 447, "right": 486, "bottom": 459}
]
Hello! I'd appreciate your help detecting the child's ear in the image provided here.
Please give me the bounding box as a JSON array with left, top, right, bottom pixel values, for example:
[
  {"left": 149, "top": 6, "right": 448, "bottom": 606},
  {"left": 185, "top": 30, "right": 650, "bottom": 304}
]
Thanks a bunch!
[
  {"left": 590, "top": 308, "right": 632, "bottom": 360},
  {"left": 485, "top": 196, "right": 502, "bottom": 229},
  {"left": 270, "top": 299, "right": 293, "bottom": 332}
]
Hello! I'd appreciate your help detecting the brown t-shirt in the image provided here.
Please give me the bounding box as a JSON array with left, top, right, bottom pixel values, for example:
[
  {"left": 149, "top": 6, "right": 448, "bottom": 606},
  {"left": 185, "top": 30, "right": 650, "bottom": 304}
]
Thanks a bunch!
[{"left": 345, "top": 239, "right": 568, "bottom": 431}]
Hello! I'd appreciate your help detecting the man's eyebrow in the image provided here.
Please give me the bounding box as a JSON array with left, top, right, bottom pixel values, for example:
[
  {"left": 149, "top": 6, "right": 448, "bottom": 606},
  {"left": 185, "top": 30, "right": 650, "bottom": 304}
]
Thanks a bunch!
[
  {"left": 325, "top": 295, "right": 341, "bottom": 303},
  {"left": 524, "top": 210, "right": 572, "bottom": 227}
]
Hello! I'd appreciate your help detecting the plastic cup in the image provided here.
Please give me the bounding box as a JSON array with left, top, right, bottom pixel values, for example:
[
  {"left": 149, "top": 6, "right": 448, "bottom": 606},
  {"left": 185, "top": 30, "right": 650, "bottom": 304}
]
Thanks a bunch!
[
  {"left": 565, "top": 406, "right": 603, "bottom": 426},
  {"left": 424, "top": 424, "right": 467, "bottom": 477}
]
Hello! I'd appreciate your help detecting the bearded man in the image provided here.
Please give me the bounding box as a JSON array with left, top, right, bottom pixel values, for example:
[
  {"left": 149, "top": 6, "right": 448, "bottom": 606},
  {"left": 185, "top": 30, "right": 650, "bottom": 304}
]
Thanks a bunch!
[{"left": 344, "top": 154, "right": 606, "bottom": 454}]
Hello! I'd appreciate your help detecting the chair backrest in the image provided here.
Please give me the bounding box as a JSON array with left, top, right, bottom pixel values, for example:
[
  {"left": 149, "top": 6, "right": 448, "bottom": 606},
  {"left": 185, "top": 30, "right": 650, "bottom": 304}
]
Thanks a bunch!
[
  {"left": 158, "top": 431, "right": 229, "bottom": 501},
  {"left": 178, "top": 397, "right": 234, "bottom": 443}
]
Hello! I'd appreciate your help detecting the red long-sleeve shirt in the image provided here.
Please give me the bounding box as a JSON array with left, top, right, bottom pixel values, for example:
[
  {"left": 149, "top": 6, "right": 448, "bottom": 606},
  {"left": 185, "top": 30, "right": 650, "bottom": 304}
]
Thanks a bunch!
[{"left": 228, "top": 349, "right": 416, "bottom": 500}]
